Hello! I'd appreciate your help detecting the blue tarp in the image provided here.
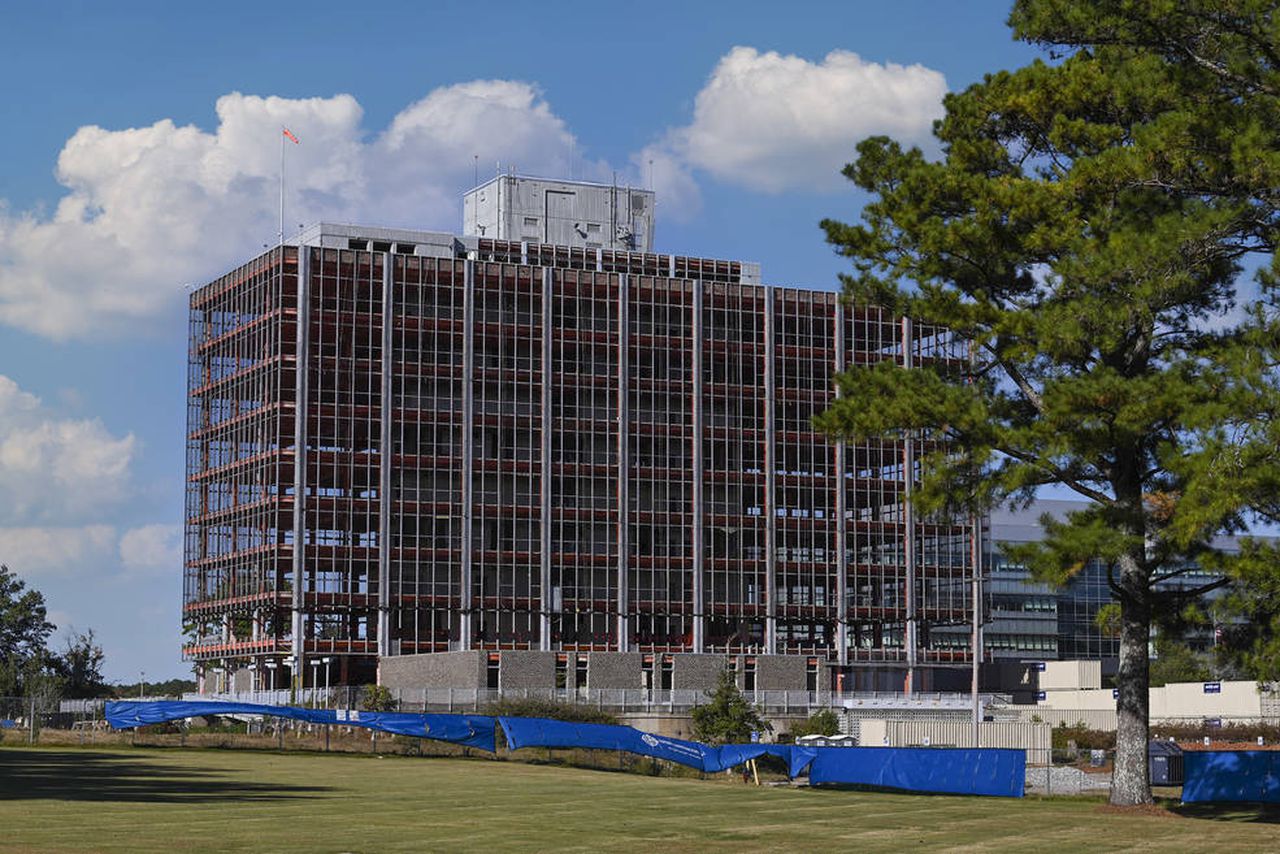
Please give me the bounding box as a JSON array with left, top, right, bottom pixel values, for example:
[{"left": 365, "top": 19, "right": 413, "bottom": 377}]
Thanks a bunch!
[
  {"left": 498, "top": 717, "right": 715, "bottom": 770},
  {"left": 104, "top": 701, "right": 496, "bottom": 752},
  {"left": 1183, "top": 751, "right": 1280, "bottom": 803},
  {"left": 715, "top": 742, "right": 818, "bottom": 778},
  {"left": 806, "top": 746, "right": 1026, "bottom": 798},
  {"left": 104, "top": 702, "right": 1024, "bottom": 797},
  {"left": 496, "top": 716, "right": 820, "bottom": 776}
]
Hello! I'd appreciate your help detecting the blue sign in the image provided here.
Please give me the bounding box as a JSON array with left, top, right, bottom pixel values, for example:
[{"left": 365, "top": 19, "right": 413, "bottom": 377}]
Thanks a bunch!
[
  {"left": 1033, "top": 662, "right": 1047, "bottom": 672},
  {"left": 1112, "top": 688, "right": 1120, "bottom": 700},
  {"left": 1204, "top": 682, "right": 1222, "bottom": 694},
  {"left": 1035, "top": 691, "right": 1047, "bottom": 701}
]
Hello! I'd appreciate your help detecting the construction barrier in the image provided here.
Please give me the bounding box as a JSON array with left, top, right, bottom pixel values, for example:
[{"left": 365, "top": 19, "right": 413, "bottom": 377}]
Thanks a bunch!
[
  {"left": 1182, "top": 751, "right": 1280, "bottom": 803},
  {"left": 497, "top": 717, "right": 815, "bottom": 775},
  {"left": 105, "top": 701, "right": 1024, "bottom": 797},
  {"left": 105, "top": 701, "right": 496, "bottom": 752},
  {"left": 807, "top": 746, "right": 1026, "bottom": 798}
]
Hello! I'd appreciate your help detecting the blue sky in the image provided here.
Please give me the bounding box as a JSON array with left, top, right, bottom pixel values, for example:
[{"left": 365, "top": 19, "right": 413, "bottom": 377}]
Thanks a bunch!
[{"left": 0, "top": 1, "right": 1039, "bottom": 680}]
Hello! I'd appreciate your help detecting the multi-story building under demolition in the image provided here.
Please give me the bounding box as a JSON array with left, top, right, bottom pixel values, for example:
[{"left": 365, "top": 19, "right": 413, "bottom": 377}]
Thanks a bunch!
[{"left": 183, "top": 176, "right": 978, "bottom": 694}]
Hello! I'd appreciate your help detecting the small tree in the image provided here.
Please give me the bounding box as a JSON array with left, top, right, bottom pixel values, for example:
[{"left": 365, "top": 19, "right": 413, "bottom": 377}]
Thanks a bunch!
[
  {"left": 360, "top": 684, "right": 397, "bottom": 712},
  {"left": 690, "top": 670, "right": 771, "bottom": 746},
  {"left": 789, "top": 709, "right": 842, "bottom": 740},
  {"left": 1149, "top": 638, "right": 1212, "bottom": 688},
  {"left": 54, "top": 629, "right": 108, "bottom": 699}
]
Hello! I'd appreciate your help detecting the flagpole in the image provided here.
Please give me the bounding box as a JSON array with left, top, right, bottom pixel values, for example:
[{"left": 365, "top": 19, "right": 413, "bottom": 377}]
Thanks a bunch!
[{"left": 279, "top": 128, "right": 285, "bottom": 247}]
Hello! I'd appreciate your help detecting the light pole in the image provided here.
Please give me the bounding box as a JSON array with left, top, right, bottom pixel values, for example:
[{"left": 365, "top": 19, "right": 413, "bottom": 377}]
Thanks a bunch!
[
  {"left": 310, "top": 659, "right": 320, "bottom": 707},
  {"left": 248, "top": 662, "right": 258, "bottom": 702},
  {"left": 322, "top": 657, "right": 332, "bottom": 709},
  {"left": 139, "top": 671, "right": 145, "bottom": 700},
  {"left": 265, "top": 660, "right": 278, "bottom": 693}
]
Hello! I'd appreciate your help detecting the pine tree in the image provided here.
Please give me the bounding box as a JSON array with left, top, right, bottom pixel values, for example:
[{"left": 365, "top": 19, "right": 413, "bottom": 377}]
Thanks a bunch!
[
  {"left": 690, "top": 670, "right": 771, "bottom": 746},
  {"left": 817, "top": 0, "right": 1280, "bottom": 805}
]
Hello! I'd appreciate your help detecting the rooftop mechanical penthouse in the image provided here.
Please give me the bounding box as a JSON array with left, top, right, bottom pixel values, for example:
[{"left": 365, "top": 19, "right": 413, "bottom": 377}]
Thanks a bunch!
[{"left": 183, "top": 176, "right": 978, "bottom": 693}]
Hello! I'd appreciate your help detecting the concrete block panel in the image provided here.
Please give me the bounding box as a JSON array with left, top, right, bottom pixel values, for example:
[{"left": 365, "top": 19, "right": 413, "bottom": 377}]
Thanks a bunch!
[
  {"left": 586, "top": 652, "right": 643, "bottom": 690},
  {"left": 499, "top": 650, "right": 556, "bottom": 690},
  {"left": 379, "top": 651, "right": 485, "bottom": 690},
  {"left": 231, "top": 668, "right": 252, "bottom": 693},
  {"left": 755, "top": 655, "right": 808, "bottom": 692},
  {"left": 672, "top": 653, "right": 729, "bottom": 692}
]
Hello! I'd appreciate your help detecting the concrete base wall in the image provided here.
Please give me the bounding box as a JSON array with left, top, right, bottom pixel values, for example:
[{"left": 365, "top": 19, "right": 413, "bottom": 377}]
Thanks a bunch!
[
  {"left": 379, "top": 651, "right": 484, "bottom": 690},
  {"left": 587, "top": 652, "right": 642, "bottom": 690},
  {"left": 499, "top": 651, "right": 556, "bottom": 690},
  {"left": 672, "top": 653, "right": 729, "bottom": 692}
]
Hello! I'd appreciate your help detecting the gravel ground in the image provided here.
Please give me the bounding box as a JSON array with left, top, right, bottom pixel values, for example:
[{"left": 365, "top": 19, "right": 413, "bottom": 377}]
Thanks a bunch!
[{"left": 1025, "top": 765, "right": 1112, "bottom": 795}]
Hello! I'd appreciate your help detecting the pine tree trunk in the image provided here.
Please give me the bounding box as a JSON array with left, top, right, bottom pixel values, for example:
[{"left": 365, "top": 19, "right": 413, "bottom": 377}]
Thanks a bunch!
[{"left": 1110, "top": 578, "right": 1152, "bottom": 806}]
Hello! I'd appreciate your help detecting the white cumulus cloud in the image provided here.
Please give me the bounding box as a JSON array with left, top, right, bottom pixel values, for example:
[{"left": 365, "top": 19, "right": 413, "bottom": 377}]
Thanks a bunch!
[
  {"left": 119, "top": 523, "right": 183, "bottom": 576},
  {"left": 0, "top": 54, "right": 948, "bottom": 340},
  {"left": 669, "top": 47, "right": 947, "bottom": 193},
  {"left": 0, "top": 525, "right": 116, "bottom": 576},
  {"left": 0, "top": 83, "right": 582, "bottom": 340},
  {"left": 0, "top": 375, "right": 135, "bottom": 522}
]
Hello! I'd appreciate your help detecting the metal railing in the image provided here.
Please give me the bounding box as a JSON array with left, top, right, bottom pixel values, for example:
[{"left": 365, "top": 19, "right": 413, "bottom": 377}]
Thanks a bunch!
[{"left": 179, "top": 686, "right": 984, "bottom": 715}]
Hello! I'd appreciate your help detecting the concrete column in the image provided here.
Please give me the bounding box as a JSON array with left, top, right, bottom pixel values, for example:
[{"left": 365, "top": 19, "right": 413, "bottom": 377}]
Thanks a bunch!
[
  {"left": 763, "top": 285, "right": 777, "bottom": 655},
  {"left": 691, "top": 279, "right": 705, "bottom": 652},
  {"left": 833, "top": 301, "right": 848, "bottom": 666},
  {"left": 616, "top": 273, "right": 630, "bottom": 652},
  {"left": 540, "top": 267, "right": 553, "bottom": 651},
  {"left": 291, "top": 247, "right": 311, "bottom": 689},
  {"left": 460, "top": 259, "right": 475, "bottom": 650},
  {"left": 377, "top": 252, "right": 393, "bottom": 658},
  {"left": 901, "top": 316, "right": 917, "bottom": 694}
]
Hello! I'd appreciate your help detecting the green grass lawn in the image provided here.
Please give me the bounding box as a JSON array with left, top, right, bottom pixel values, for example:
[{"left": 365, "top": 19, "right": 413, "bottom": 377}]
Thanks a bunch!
[{"left": 1, "top": 746, "right": 1277, "bottom": 853}]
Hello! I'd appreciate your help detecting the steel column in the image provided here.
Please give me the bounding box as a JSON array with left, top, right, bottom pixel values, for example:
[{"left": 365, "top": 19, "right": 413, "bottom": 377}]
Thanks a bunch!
[
  {"left": 290, "top": 247, "right": 311, "bottom": 690},
  {"left": 763, "top": 284, "right": 777, "bottom": 655},
  {"left": 540, "top": 267, "right": 553, "bottom": 651},
  {"left": 972, "top": 513, "right": 983, "bottom": 745},
  {"left": 901, "top": 316, "right": 918, "bottom": 695},
  {"left": 377, "top": 252, "right": 393, "bottom": 658},
  {"left": 691, "top": 279, "right": 705, "bottom": 652},
  {"left": 833, "top": 301, "right": 849, "bottom": 666},
  {"left": 460, "top": 259, "right": 475, "bottom": 650},
  {"left": 616, "top": 273, "right": 630, "bottom": 652}
]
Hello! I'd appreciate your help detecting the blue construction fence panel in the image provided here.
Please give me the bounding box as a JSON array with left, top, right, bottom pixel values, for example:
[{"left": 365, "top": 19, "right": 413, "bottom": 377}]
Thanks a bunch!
[
  {"left": 104, "top": 701, "right": 497, "bottom": 752},
  {"left": 806, "top": 746, "right": 1026, "bottom": 798},
  {"left": 1182, "top": 751, "right": 1280, "bottom": 803},
  {"left": 496, "top": 717, "right": 815, "bottom": 775},
  {"left": 104, "top": 702, "right": 1024, "bottom": 797}
]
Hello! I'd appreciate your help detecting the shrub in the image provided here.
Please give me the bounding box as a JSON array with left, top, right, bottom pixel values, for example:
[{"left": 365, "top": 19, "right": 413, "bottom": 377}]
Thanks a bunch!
[
  {"left": 360, "top": 685, "right": 398, "bottom": 712},
  {"left": 788, "top": 709, "right": 841, "bottom": 739},
  {"left": 481, "top": 697, "right": 618, "bottom": 725}
]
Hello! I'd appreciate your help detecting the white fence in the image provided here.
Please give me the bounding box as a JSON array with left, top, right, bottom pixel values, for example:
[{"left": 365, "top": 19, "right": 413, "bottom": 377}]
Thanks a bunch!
[{"left": 857, "top": 718, "right": 1053, "bottom": 766}]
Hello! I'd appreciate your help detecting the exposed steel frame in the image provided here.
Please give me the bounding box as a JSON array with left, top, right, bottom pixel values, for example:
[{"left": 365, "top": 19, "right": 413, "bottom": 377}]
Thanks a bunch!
[{"left": 183, "top": 238, "right": 976, "bottom": 689}]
